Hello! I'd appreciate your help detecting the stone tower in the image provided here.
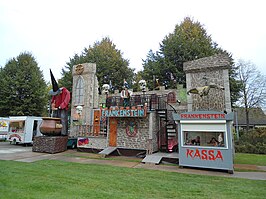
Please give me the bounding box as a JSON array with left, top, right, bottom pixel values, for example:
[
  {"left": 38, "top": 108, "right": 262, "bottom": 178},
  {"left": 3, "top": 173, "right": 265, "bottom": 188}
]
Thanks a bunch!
[
  {"left": 70, "top": 63, "right": 99, "bottom": 136},
  {"left": 184, "top": 54, "right": 232, "bottom": 113}
]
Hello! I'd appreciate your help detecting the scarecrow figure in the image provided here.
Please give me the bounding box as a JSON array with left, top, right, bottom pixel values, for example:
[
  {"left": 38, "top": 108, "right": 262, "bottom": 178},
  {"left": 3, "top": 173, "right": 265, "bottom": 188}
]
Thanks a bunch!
[{"left": 49, "top": 69, "right": 71, "bottom": 136}]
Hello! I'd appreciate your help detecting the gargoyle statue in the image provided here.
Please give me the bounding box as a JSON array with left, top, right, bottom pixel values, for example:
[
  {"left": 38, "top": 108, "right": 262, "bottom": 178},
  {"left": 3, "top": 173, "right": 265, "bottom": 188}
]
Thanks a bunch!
[{"left": 187, "top": 83, "right": 225, "bottom": 97}]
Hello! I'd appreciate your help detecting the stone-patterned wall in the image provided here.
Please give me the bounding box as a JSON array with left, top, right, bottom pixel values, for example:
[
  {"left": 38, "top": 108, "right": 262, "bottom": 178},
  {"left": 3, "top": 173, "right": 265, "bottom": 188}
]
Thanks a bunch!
[
  {"left": 189, "top": 70, "right": 225, "bottom": 111},
  {"left": 184, "top": 54, "right": 232, "bottom": 112},
  {"left": 116, "top": 117, "right": 148, "bottom": 150},
  {"left": 116, "top": 113, "right": 158, "bottom": 151},
  {"left": 78, "top": 137, "right": 107, "bottom": 149}
]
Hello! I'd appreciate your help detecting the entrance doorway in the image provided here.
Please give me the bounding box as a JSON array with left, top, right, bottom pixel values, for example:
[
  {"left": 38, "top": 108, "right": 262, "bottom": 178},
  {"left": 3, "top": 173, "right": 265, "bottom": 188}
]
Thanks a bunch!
[{"left": 109, "top": 118, "right": 117, "bottom": 147}]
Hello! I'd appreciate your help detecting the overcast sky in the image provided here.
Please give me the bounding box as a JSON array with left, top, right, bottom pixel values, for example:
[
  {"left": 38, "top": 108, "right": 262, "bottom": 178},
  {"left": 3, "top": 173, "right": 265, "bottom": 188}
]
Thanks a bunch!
[{"left": 0, "top": 0, "right": 265, "bottom": 82}]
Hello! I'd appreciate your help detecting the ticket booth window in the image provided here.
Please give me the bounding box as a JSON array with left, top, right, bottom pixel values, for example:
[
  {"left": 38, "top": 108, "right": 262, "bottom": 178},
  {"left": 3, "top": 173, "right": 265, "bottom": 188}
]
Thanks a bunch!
[{"left": 183, "top": 131, "right": 226, "bottom": 148}]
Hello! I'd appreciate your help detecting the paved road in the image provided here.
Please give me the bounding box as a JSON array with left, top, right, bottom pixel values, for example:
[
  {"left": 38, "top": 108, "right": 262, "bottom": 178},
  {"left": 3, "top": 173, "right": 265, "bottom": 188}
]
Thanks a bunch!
[{"left": 0, "top": 141, "right": 266, "bottom": 180}]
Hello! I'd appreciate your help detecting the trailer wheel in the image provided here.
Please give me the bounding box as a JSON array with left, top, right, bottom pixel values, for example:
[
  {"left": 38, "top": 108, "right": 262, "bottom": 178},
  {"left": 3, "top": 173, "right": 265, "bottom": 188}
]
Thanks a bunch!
[{"left": 12, "top": 139, "right": 16, "bottom": 145}]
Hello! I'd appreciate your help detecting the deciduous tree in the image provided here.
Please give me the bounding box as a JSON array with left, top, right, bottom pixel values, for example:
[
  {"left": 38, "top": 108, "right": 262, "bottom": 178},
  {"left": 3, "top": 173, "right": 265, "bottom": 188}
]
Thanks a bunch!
[
  {"left": 59, "top": 37, "right": 134, "bottom": 93},
  {"left": 235, "top": 59, "right": 266, "bottom": 131},
  {"left": 0, "top": 52, "right": 48, "bottom": 116}
]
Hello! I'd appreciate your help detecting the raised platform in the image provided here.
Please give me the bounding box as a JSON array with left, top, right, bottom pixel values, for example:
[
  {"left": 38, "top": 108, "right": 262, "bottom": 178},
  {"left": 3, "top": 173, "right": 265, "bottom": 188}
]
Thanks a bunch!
[{"left": 32, "top": 136, "right": 68, "bottom": 154}]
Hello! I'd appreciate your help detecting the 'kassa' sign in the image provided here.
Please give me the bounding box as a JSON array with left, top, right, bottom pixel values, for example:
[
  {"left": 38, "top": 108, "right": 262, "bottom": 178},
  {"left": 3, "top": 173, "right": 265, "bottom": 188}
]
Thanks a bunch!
[{"left": 186, "top": 149, "right": 223, "bottom": 161}]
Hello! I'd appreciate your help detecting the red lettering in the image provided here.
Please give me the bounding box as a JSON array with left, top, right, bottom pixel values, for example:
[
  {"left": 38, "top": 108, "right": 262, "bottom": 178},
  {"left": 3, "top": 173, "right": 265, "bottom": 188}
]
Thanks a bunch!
[
  {"left": 194, "top": 149, "right": 201, "bottom": 159},
  {"left": 181, "top": 114, "right": 186, "bottom": 119},
  {"left": 186, "top": 149, "right": 194, "bottom": 158},
  {"left": 208, "top": 150, "right": 215, "bottom": 160},
  {"left": 201, "top": 150, "right": 207, "bottom": 160},
  {"left": 186, "top": 149, "right": 224, "bottom": 161},
  {"left": 215, "top": 150, "right": 223, "bottom": 161}
]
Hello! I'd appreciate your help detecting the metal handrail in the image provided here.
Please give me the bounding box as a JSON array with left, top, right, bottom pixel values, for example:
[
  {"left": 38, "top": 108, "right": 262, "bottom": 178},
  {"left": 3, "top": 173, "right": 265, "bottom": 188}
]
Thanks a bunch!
[{"left": 105, "top": 94, "right": 169, "bottom": 111}]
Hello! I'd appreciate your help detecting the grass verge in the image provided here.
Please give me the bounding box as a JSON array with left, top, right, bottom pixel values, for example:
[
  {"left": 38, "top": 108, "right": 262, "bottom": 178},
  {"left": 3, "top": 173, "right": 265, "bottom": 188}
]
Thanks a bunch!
[
  {"left": 234, "top": 153, "right": 266, "bottom": 166},
  {"left": 0, "top": 159, "right": 266, "bottom": 199}
]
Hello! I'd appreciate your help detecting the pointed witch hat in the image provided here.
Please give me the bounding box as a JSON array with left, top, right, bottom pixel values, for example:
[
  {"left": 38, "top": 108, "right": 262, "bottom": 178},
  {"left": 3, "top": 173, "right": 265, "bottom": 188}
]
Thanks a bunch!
[{"left": 49, "top": 69, "right": 61, "bottom": 95}]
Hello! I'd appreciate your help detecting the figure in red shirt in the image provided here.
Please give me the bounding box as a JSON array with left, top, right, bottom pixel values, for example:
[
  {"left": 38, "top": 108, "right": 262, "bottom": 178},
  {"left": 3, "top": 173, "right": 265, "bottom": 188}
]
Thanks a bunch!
[{"left": 49, "top": 69, "right": 71, "bottom": 136}]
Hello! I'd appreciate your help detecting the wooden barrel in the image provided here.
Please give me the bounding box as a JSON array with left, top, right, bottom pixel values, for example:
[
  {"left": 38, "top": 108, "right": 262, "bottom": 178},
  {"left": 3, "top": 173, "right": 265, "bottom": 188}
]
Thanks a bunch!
[{"left": 40, "top": 117, "right": 62, "bottom": 136}]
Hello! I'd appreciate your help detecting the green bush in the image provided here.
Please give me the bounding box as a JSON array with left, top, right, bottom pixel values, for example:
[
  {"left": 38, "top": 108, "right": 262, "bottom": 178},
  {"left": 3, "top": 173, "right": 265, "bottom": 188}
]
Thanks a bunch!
[{"left": 235, "top": 128, "right": 266, "bottom": 154}]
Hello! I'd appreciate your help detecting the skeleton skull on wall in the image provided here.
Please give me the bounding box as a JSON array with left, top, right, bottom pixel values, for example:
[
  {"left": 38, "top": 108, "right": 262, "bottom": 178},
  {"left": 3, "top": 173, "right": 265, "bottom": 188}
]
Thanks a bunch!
[
  {"left": 76, "top": 105, "right": 83, "bottom": 115},
  {"left": 102, "top": 84, "right": 110, "bottom": 95},
  {"left": 139, "top": 79, "right": 147, "bottom": 92}
]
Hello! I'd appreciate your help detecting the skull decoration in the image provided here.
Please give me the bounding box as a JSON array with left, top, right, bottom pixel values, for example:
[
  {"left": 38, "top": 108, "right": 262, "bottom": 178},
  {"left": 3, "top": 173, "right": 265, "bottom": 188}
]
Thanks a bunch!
[
  {"left": 139, "top": 79, "right": 147, "bottom": 92},
  {"left": 76, "top": 105, "right": 83, "bottom": 115},
  {"left": 102, "top": 84, "right": 110, "bottom": 95}
]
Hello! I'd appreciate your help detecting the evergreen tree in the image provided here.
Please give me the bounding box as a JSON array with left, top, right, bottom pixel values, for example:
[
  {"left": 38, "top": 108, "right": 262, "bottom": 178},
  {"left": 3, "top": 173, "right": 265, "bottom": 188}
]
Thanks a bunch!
[
  {"left": 142, "top": 17, "right": 241, "bottom": 105},
  {"left": 0, "top": 52, "right": 48, "bottom": 116},
  {"left": 142, "top": 17, "right": 222, "bottom": 89}
]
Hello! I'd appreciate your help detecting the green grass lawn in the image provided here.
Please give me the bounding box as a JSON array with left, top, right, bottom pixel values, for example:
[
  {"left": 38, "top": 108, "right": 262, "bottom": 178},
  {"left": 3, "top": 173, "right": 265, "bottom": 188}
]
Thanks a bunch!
[
  {"left": 234, "top": 153, "right": 266, "bottom": 166},
  {"left": 0, "top": 160, "right": 265, "bottom": 199}
]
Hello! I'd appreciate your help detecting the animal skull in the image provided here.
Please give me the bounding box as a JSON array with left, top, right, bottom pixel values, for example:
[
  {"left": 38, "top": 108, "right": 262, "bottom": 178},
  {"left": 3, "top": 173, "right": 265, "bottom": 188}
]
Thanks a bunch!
[{"left": 139, "top": 80, "right": 147, "bottom": 92}]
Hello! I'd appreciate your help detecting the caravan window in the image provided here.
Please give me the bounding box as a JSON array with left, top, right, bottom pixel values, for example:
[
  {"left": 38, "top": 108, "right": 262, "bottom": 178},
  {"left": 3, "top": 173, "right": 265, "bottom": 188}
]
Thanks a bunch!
[{"left": 9, "top": 121, "right": 25, "bottom": 133}]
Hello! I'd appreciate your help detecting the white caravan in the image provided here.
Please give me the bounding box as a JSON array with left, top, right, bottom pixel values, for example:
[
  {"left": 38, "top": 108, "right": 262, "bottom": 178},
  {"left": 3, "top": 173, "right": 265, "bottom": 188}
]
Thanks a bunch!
[
  {"left": 7, "top": 116, "right": 43, "bottom": 144},
  {"left": 0, "top": 117, "right": 9, "bottom": 141}
]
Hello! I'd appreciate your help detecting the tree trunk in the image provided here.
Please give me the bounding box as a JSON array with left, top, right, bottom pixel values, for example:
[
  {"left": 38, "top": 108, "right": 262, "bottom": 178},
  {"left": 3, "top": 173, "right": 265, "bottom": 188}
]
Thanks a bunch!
[{"left": 245, "top": 107, "right": 249, "bottom": 132}]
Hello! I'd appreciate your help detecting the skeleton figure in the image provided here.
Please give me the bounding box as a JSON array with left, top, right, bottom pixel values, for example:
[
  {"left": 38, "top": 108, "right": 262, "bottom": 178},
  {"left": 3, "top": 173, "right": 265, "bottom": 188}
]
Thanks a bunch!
[
  {"left": 102, "top": 84, "right": 110, "bottom": 95},
  {"left": 139, "top": 79, "right": 147, "bottom": 92},
  {"left": 187, "top": 83, "right": 225, "bottom": 97}
]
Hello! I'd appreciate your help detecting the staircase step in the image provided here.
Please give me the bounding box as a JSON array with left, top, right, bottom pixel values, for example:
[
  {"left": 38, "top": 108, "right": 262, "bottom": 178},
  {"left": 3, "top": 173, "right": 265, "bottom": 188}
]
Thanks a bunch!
[
  {"left": 166, "top": 129, "right": 176, "bottom": 132},
  {"left": 167, "top": 133, "right": 177, "bottom": 137},
  {"left": 166, "top": 125, "right": 174, "bottom": 128}
]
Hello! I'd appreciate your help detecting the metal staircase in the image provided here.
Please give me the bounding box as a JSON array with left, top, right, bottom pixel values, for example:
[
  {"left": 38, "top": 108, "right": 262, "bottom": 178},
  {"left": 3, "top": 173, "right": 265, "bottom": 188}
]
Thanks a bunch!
[{"left": 157, "top": 109, "right": 177, "bottom": 152}]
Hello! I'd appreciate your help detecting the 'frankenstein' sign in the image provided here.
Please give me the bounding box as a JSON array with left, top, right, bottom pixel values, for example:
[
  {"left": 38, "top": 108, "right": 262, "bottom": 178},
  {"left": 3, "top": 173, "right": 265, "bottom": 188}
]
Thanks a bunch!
[
  {"left": 180, "top": 113, "right": 225, "bottom": 119},
  {"left": 173, "top": 111, "right": 234, "bottom": 121},
  {"left": 101, "top": 108, "right": 147, "bottom": 117}
]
